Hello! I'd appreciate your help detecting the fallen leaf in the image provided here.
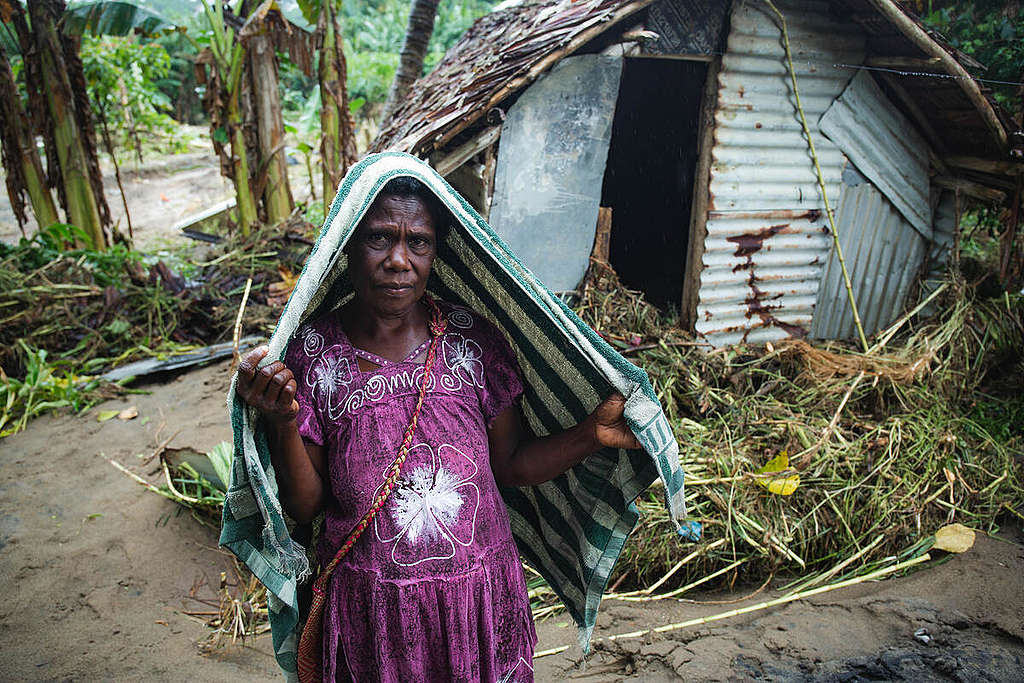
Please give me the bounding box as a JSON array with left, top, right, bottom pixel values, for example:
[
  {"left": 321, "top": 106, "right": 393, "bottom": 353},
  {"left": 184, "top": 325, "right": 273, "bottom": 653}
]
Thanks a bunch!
[
  {"left": 756, "top": 452, "right": 800, "bottom": 495},
  {"left": 97, "top": 410, "right": 120, "bottom": 422},
  {"left": 117, "top": 407, "right": 139, "bottom": 420},
  {"left": 933, "top": 523, "right": 975, "bottom": 553}
]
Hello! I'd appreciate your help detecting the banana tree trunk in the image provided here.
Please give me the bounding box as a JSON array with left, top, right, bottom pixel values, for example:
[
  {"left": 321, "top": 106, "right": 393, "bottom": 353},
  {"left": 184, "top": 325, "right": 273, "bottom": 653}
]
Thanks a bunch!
[
  {"left": 228, "top": 89, "right": 260, "bottom": 234},
  {"left": 0, "top": 44, "right": 59, "bottom": 231},
  {"left": 248, "top": 33, "right": 293, "bottom": 225},
  {"left": 318, "top": 0, "right": 358, "bottom": 206},
  {"left": 28, "top": 0, "right": 107, "bottom": 248},
  {"left": 380, "top": 0, "right": 440, "bottom": 123}
]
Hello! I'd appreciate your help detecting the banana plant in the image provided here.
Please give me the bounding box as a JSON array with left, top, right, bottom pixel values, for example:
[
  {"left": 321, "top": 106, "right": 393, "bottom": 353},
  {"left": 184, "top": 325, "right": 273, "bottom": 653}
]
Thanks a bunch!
[{"left": 199, "top": 0, "right": 259, "bottom": 234}]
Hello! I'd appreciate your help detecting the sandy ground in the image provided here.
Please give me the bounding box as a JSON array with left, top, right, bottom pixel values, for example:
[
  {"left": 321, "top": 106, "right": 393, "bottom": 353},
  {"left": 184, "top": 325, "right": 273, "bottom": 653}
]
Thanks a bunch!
[{"left": 1, "top": 357, "right": 1022, "bottom": 681}]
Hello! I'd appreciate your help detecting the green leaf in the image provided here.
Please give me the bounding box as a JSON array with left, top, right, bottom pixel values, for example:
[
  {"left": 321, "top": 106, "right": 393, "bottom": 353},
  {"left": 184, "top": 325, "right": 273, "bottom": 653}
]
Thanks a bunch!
[
  {"left": 96, "top": 409, "right": 120, "bottom": 422},
  {"left": 103, "top": 319, "right": 131, "bottom": 336},
  {"left": 212, "top": 126, "right": 229, "bottom": 145},
  {"left": 62, "top": 2, "right": 177, "bottom": 38},
  {"left": 206, "top": 441, "right": 234, "bottom": 492},
  {"left": 348, "top": 97, "right": 366, "bottom": 113},
  {"left": 295, "top": 0, "right": 322, "bottom": 25}
]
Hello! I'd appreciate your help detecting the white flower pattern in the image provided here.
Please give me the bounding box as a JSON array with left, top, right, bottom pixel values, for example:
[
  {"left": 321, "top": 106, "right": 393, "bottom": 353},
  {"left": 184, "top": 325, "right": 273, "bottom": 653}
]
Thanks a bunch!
[
  {"left": 305, "top": 345, "right": 354, "bottom": 419},
  {"left": 374, "top": 443, "right": 480, "bottom": 567},
  {"left": 441, "top": 334, "right": 485, "bottom": 391}
]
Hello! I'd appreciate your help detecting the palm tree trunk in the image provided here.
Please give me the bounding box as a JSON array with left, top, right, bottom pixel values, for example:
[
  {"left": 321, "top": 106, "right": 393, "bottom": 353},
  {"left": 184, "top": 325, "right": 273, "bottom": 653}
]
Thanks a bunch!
[
  {"left": 380, "top": 0, "right": 440, "bottom": 123},
  {"left": 0, "top": 44, "right": 59, "bottom": 232},
  {"left": 27, "top": 0, "right": 108, "bottom": 248},
  {"left": 318, "top": 0, "right": 358, "bottom": 206}
]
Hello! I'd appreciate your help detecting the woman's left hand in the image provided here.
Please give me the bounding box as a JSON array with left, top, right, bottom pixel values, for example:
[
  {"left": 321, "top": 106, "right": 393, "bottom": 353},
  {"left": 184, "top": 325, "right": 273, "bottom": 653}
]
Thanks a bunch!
[{"left": 588, "top": 393, "right": 641, "bottom": 450}]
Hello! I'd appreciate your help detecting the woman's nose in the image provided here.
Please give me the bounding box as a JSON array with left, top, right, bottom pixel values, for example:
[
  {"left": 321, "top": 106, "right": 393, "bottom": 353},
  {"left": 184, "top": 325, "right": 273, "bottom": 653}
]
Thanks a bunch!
[{"left": 384, "top": 242, "right": 411, "bottom": 270}]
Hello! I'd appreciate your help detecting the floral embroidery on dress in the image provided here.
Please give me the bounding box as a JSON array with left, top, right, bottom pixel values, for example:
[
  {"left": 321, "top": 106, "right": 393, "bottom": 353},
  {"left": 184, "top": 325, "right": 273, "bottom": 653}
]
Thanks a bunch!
[
  {"left": 374, "top": 442, "right": 481, "bottom": 567},
  {"left": 441, "top": 334, "right": 485, "bottom": 391},
  {"left": 306, "top": 345, "right": 353, "bottom": 419}
]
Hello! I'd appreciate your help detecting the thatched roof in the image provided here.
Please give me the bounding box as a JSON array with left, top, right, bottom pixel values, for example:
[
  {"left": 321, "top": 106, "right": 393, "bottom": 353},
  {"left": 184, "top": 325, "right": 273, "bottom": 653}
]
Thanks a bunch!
[{"left": 371, "top": 0, "right": 655, "bottom": 155}]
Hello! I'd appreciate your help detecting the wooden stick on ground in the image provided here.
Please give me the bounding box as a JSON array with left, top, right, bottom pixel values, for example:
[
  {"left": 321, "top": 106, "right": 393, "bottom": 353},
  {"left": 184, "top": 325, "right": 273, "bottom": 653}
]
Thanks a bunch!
[{"left": 534, "top": 553, "right": 932, "bottom": 659}]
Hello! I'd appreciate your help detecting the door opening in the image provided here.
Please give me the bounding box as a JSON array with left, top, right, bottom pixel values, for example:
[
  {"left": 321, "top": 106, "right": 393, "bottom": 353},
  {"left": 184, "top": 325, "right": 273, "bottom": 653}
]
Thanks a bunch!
[{"left": 600, "top": 58, "right": 707, "bottom": 310}]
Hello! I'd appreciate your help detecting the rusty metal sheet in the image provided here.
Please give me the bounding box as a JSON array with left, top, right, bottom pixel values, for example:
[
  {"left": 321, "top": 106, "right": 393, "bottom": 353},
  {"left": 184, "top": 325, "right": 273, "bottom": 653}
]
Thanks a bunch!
[
  {"left": 695, "top": 0, "right": 866, "bottom": 346},
  {"left": 820, "top": 69, "right": 932, "bottom": 239},
  {"left": 810, "top": 173, "right": 927, "bottom": 340}
]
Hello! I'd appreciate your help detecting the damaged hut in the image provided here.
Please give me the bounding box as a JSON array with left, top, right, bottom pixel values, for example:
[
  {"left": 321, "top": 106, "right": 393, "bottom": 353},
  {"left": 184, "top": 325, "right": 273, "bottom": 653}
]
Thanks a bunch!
[{"left": 371, "top": 0, "right": 1022, "bottom": 346}]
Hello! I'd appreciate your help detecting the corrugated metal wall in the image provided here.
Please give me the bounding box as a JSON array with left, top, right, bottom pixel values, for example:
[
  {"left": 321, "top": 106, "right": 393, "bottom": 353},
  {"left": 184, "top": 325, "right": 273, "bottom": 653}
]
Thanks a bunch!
[
  {"left": 694, "top": 0, "right": 865, "bottom": 346},
  {"left": 819, "top": 70, "right": 932, "bottom": 239},
  {"left": 810, "top": 175, "right": 928, "bottom": 340}
]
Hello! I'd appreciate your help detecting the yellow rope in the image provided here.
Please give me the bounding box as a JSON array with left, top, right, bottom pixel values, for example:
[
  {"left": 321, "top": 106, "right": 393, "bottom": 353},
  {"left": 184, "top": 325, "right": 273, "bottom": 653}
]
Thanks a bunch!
[{"left": 763, "top": 0, "right": 870, "bottom": 352}]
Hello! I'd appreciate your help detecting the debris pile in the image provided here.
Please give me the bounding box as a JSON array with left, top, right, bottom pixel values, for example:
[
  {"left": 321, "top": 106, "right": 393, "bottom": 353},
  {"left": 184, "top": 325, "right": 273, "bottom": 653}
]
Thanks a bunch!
[
  {"left": 564, "top": 262, "right": 1024, "bottom": 607},
  {"left": 0, "top": 219, "right": 313, "bottom": 434}
]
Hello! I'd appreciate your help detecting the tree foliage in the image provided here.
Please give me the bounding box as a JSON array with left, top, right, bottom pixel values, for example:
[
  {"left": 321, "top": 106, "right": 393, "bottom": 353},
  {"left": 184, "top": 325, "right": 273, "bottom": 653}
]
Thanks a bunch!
[
  {"left": 921, "top": 0, "right": 1024, "bottom": 113},
  {"left": 80, "top": 35, "right": 178, "bottom": 156}
]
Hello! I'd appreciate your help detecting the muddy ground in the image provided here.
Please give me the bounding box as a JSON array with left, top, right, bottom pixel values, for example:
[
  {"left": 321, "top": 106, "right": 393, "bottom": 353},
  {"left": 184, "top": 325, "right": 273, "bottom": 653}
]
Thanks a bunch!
[{"left": 1, "top": 357, "right": 1022, "bottom": 681}]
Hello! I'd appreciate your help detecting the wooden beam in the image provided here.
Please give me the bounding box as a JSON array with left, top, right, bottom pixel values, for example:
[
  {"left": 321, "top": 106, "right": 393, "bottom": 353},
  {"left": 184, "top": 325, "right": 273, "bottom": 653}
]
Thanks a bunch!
[
  {"left": 632, "top": 53, "right": 716, "bottom": 62},
  {"left": 431, "top": 125, "right": 502, "bottom": 177},
  {"left": 865, "top": 0, "right": 1007, "bottom": 150},
  {"left": 933, "top": 176, "right": 1007, "bottom": 203},
  {"left": 480, "top": 141, "right": 498, "bottom": 221},
  {"left": 865, "top": 55, "right": 943, "bottom": 70},
  {"left": 944, "top": 155, "right": 1024, "bottom": 176}
]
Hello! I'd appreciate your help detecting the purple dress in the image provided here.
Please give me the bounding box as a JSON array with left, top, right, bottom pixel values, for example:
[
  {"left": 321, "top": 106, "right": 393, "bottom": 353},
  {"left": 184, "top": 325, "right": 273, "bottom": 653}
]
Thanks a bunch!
[{"left": 285, "top": 301, "right": 537, "bottom": 682}]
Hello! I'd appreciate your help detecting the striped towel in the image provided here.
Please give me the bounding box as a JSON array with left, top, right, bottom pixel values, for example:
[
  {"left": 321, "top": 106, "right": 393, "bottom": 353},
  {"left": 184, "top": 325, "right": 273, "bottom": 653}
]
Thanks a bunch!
[{"left": 220, "top": 152, "right": 687, "bottom": 678}]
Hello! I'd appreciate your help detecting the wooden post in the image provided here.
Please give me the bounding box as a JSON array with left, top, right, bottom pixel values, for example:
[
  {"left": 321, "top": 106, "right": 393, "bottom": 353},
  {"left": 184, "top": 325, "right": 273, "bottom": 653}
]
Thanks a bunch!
[
  {"left": 680, "top": 56, "right": 721, "bottom": 331},
  {"left": 580, "top": 207, "right": 613, "bottom": 294}
]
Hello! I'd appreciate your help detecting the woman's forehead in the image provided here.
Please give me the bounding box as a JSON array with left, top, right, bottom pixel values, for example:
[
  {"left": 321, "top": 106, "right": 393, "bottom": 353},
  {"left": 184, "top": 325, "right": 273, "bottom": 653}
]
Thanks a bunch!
[{"left": 362, "top": 194, "right": 436, "bottom": 230}]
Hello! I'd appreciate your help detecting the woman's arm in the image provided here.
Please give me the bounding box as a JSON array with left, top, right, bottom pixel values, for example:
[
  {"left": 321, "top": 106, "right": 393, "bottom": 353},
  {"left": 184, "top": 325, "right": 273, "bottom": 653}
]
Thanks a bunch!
[
  {"left": 236, "top": 346, "right": 327, "bottom": 523},
  {"left": 487, "top": 393, "right": 640, "bottom": 487}
]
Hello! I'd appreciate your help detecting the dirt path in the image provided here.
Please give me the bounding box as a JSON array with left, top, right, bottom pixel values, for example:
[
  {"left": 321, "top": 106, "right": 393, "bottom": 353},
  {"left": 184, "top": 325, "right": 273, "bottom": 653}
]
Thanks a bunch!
[
  {"left": 0, "top": 144, "right": 315, "bottom": 251},
  {"left": 1, "top": 358, "right": 1022, "bottom": 680}
]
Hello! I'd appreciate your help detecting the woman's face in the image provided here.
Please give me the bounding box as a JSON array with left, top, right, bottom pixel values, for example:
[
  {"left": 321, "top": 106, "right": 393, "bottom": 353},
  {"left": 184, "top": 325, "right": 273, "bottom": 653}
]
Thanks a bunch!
[{"left": 346, "top": 193, "right": 438, "bottom": 317}]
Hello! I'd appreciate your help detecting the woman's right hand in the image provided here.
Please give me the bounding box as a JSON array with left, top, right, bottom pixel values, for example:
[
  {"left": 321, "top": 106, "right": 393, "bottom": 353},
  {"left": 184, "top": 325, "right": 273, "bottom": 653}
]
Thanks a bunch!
[{"left": 236, "top": 345, "right": 300, "bottom": 423}]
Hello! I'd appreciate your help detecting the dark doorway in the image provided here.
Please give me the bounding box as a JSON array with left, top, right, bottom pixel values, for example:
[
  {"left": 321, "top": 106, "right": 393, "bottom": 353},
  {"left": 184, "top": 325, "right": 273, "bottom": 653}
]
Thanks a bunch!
[{"left": 601, "top": 58, "right": 707, "bottom": 309}]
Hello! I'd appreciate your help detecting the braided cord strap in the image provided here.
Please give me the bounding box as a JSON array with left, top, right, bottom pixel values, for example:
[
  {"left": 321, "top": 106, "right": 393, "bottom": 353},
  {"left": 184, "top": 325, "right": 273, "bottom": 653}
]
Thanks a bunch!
[{"left": 297, "top": 296, "right": 447, "bottom": 683}]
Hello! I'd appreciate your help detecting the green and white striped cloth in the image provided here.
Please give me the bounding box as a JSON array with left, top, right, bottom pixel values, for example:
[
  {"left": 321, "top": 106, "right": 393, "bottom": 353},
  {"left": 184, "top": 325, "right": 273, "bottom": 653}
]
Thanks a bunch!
[{"left": 220, "top": 152, "right": 687, "bottom": 679}]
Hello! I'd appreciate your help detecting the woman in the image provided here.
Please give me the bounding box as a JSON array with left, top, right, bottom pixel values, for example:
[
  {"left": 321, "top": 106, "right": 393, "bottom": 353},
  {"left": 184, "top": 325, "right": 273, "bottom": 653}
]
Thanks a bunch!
[{"left": 237, "top": 177, "right": 640, "bottom": 682}]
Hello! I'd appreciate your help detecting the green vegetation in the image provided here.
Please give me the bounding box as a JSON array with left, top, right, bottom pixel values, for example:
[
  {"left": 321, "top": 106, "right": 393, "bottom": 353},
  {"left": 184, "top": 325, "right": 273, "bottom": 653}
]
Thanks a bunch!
[
  {"left": 81, "top": 35, "right": 182, "bottom": 161},
  {"left": 922, "top": 0, "right": 1024, "bottom": 113}
]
